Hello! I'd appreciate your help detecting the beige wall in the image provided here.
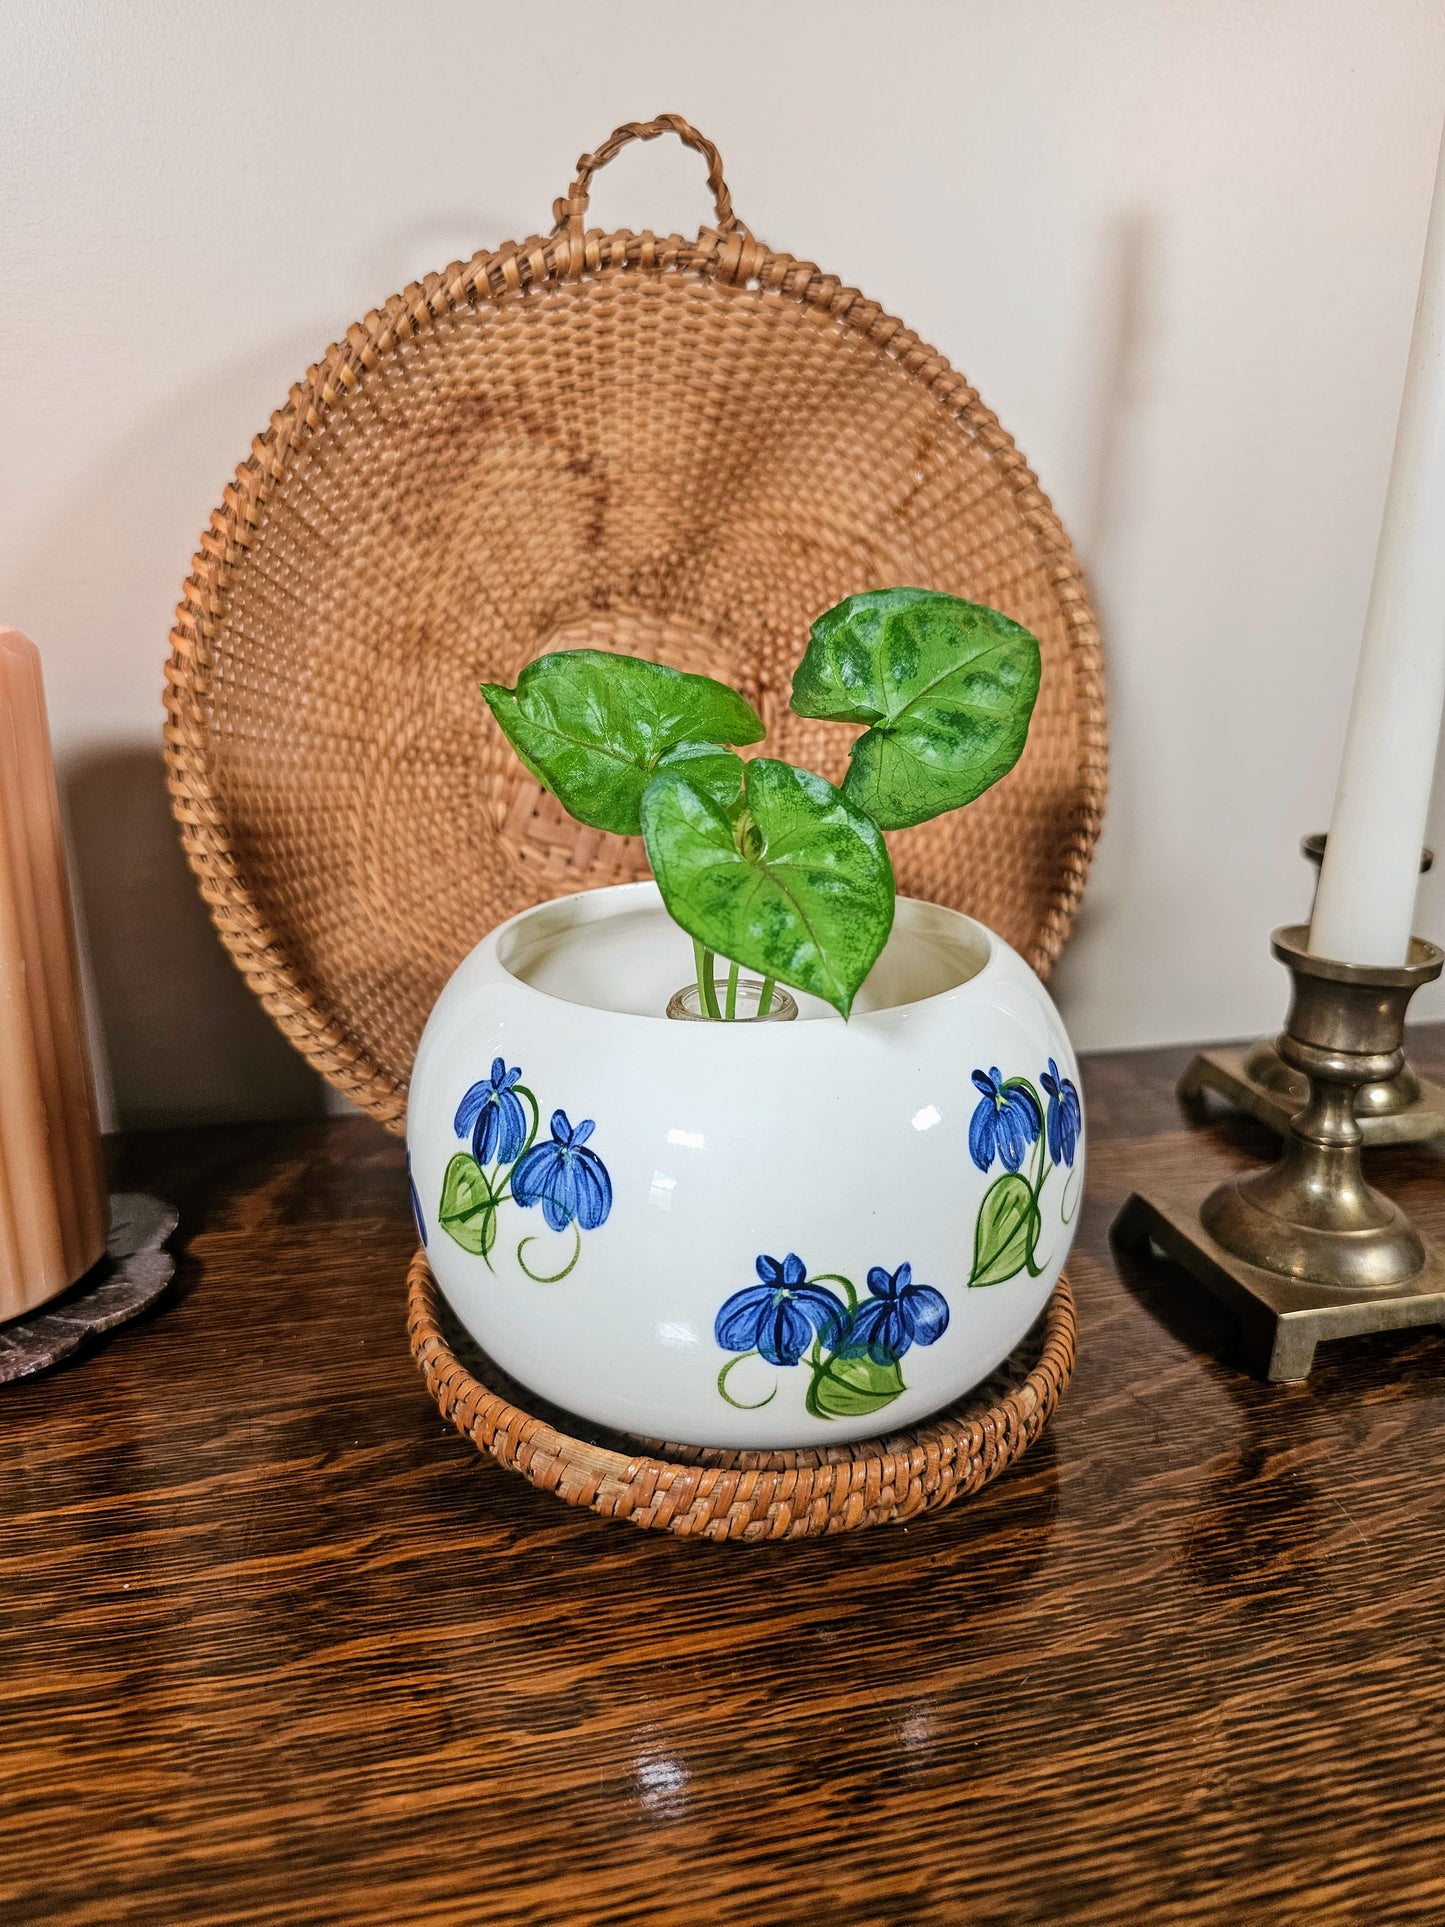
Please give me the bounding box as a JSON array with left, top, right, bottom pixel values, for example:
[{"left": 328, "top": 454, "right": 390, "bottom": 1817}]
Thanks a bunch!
[{"left": 4, "top": 0, "right": 1445, "bottom": 1125}]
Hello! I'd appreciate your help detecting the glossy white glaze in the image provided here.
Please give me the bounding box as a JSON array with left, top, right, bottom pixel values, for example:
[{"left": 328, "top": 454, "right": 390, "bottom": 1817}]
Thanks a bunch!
[{"left": 407, "top": 883, "right": 1082, "bottom": 1448}]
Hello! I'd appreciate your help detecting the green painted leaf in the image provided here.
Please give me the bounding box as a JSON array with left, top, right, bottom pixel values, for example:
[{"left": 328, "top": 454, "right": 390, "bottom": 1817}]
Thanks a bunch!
[
  {"left": 482, "top": 650, "right": 763, "bottom": 836},
  {"left": 806, "top": 1345, "right": 907, "bottom": 1420},
  {"left": 438, "top": 1153, "right": 497, "bottom": 1257},
  {"left": 970, "top": 1171, "right": 1040, "bottom": 1288},
  {"left": 790, "top": 588, "right": 1041, "bottom": 830},
  {"left": 640, "top": 756, "right": 895, "bottom": 1018}
]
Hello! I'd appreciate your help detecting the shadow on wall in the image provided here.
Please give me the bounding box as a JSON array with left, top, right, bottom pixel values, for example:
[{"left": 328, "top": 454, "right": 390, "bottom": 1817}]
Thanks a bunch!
[
  {"left": 1048, "top": 208, "right": 1161, "bottom": 1037},
  {"left": 65, "top": 749, "right": 327, "bottom": 1130},
  {"left": 11, "top": 216, "right": 531, "bottom": 1131}
]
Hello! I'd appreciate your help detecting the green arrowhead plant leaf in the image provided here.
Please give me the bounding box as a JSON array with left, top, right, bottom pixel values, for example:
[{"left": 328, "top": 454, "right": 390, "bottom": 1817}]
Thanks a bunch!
[
  {"left": 482, "top": 649, "right": 764, "bottom": 837},
  {"left": 790, "top": 588, "right": 1041, "bottom": 830},
  {"left": 640, "top": 756, "right": 895, "bottom": 1018},
  {"left": 652, "top": 740, "right": 746, "bottom": 815}
]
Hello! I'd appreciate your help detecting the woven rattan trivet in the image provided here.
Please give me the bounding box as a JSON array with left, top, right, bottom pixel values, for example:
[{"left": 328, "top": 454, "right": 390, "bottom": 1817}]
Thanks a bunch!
[{"left": 407, "top": 1250, "right": 1075, "bottom": 1542}]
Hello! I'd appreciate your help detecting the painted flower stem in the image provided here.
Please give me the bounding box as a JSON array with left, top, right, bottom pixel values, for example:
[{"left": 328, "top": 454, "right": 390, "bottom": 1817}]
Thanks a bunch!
[
  {"left": 517, "top": 1222, "right": 582, "bottom": 1283},
  {"left": 1060, "top": 1159, "right": 1083, "bottom": 1224},
  {"left": 717, "top": 1348, "right": 777, "bottom": 1409},
  {"left": 808, "top": 1271, "right": 859, "bottom": 1313}
]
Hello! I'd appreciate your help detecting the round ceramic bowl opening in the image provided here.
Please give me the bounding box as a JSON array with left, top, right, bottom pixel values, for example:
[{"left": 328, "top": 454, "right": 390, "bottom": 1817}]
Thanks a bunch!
[
  {"left": 408, "top": 882, "right": 1081, "bottom": 1450},
  {"left": 495, "top": 886, "right": 993, "bottom": 1023}
]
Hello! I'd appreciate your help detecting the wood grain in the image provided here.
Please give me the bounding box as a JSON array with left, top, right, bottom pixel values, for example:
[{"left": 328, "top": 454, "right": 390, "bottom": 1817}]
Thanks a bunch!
[{"left": 3, "top": 1034, "right": 1444, "bottom": 1925}]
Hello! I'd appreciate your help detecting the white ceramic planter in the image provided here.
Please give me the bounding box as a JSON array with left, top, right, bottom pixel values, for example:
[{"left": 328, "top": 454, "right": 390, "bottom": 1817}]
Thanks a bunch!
[{"left": 407, "top": 882, "right": 1083, "bottom": 1448}]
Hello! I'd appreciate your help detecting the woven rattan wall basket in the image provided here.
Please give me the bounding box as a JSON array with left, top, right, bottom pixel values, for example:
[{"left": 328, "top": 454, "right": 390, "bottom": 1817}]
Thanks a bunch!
[{"left": 165, "top": 115, "right": 1106, "bottom": 1131}]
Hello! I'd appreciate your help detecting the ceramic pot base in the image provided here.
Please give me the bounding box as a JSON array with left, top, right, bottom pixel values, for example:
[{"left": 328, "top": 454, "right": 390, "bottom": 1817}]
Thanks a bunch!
[
  {"left": 0, "top": 1194, "right": 178, "bottom": 1386},
  {"left": 407, "top": 1250, "right": 1076, "bottom": 1541}
]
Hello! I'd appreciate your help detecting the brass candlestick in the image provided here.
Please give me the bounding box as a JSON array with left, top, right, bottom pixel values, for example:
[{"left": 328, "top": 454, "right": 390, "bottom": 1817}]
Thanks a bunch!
[
  {"left": 1178, "top": 837, "right": 1444, "bottom": 1143},
  {"left": 1113, "top": 925, "right": 1445, "bottom": 1381}
]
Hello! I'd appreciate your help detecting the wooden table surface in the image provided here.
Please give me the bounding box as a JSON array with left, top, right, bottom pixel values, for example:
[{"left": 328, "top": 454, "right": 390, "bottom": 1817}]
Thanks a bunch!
[{"left": 4, "top": 1033, "right": 1445, "bottom": 1926}]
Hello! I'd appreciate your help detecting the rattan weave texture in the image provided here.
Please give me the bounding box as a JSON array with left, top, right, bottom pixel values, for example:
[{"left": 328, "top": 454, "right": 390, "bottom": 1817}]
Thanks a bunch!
[
  {"left": 407, "top": 1249, "right": 1076, "bottom": 1541},
  {"left": 165, "top": 116, "right": 1106, "bottom": 1129}
]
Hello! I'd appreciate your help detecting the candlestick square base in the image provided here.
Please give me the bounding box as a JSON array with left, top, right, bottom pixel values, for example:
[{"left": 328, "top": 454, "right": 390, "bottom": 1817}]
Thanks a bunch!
[
  {"left": 1111, "top": 1184, "right": 1445, "bottom": 1382},
  {"left": 1178, "top": 1046, "right": 1445, "bottom": 1147}
]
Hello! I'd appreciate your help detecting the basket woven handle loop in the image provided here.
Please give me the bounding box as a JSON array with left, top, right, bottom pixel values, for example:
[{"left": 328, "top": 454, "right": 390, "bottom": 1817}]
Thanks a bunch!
[{"left": 552, "top": 114, "right": 745, "bottom": 240}]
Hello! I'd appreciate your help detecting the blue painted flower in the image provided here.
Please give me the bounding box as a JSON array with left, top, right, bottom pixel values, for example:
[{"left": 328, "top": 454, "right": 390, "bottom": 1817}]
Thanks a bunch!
[
  {"left": 511, "top": 1110, "right": 612, "bottom": 1233},
  {"left": 407, "top": 1154, "right": 427, "bottom": 1248},
  {"left": 455, "top": 1058, "right": 528, "bottom": 1165},
  {"left": 969, "top": 1067, "right": 1043, "bottom": 1173},
  {"left": 1040, "top": 1058, "right": 1082, "bottom": 1169},
  {"left": 715, "top": 1253, "right": 847, "bottom": 1367},
  {"left": 846, "top": 1262, "right": 950, "bottom": 1364}
]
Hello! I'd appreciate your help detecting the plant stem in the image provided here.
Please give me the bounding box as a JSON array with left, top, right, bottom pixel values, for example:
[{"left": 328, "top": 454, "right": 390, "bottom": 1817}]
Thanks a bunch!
[
  {"left": 724, "top": 960, "right": 739, "bottom": 1021},
  {"left": 697, "top": 944, "right": 722, "bottom": 1021},
  {"left": 757, "top": 975, "right": 776, "bottom": 1018},
  {"left": 693, "top": 939, "right": 719, "bottom": 1021}
]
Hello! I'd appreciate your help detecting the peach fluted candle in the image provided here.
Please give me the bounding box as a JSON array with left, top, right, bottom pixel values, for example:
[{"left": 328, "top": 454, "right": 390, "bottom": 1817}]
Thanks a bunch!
[{"left": 0, "top": 630, "right": 107, "bottom": 1321}]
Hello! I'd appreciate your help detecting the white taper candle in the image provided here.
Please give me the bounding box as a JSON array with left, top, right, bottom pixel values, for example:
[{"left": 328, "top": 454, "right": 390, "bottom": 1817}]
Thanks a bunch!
[{"left": 1310, "top": 120, "right": 1445, "bottom": 966}]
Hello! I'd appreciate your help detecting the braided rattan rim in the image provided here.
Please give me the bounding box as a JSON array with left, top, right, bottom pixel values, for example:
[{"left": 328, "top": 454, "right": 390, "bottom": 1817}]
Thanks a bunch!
[
  {"left": 164, "top": 116, "right": 1107, "bottom": 1130},
  {"left": 407, "top": 1249, "right": 1076, "bottom": 1541}
]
